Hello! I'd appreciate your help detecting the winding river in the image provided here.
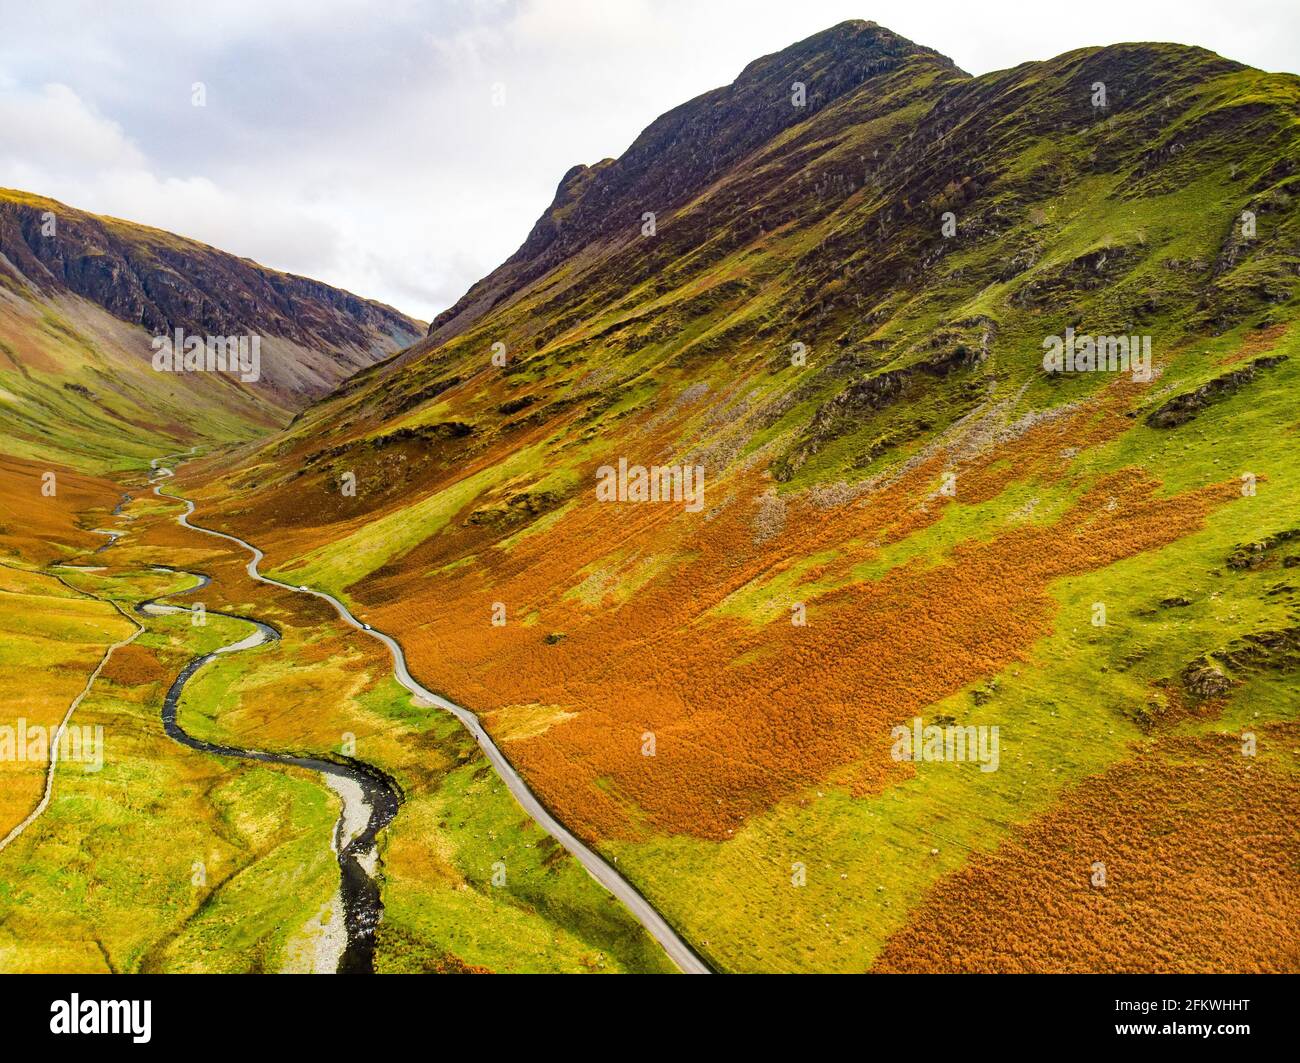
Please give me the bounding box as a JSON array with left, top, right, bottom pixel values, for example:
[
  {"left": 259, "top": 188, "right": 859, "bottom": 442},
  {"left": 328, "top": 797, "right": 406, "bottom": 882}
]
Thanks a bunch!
[
  {"left": 141, "top": 467, "right": 400, "bottom": 974},
  {"left": 148, "top": 458, "right": 710, "bottom": 975}
]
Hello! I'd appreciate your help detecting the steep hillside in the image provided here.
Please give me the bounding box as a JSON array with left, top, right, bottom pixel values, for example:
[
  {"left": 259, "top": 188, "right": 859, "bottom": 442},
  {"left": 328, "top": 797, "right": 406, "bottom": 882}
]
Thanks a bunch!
[
  {"left": 0, "top": 189, "right": 423, "bottom": 471},
  {"left": 186, "top": 21, "right": 1300, "bottom": 972}
]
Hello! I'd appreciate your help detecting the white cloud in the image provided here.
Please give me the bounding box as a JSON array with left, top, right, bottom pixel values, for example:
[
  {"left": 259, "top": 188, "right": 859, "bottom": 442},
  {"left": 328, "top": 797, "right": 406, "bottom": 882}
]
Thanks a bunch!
[
  {"left": 0, "top": 84, "right": 144, "bottom": 172},
  {"left": 0, "top": 0, "right": 1296, "bottom": 321},
  {"left": 0, "top": 83, "right": 341, "bottom": 286}
]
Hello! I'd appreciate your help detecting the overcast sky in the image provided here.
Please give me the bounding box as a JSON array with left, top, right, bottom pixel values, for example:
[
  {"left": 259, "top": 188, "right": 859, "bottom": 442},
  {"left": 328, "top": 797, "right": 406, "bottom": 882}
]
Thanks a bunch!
[{"left": 1, "top": 0, "right": 1296, "bottom": 321}]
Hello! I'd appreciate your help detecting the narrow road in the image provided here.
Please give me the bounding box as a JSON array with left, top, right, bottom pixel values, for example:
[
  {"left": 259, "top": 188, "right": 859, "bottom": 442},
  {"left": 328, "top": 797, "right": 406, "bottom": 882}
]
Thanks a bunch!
[
  {"left": 153, "top": 464, "right": 710, "bottom": 975},
  {"left": 0, "top": 585, "right": 142, "bottom": 855}
]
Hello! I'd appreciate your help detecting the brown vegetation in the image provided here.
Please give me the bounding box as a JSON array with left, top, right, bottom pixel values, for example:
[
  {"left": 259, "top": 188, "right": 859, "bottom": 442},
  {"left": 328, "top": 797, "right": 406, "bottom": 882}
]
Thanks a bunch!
[
  {"left": 335, "top": 393, "right": 1238, "bottom": 841},
  {"left": 872, "top": 725, "right": 1300, "bottom": 972}
]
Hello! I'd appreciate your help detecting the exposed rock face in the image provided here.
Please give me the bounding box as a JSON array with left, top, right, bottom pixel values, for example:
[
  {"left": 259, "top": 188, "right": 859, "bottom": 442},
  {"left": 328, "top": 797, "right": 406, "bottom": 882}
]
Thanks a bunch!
[
  {"left": 427, "top": 20, "right": 963, "bottom": 344},
  {"left": 1146, "top": 355, "right": 1288, "bottom": 427},
  {"left": 1182, "top": 657, "right": 1234, "bottom": 699},
  {"left": 1227, "top": 528, "right": 1300, "bottom": 569},
  {"left": 0, "top": 189, "right": 422, "bottom": 398}
]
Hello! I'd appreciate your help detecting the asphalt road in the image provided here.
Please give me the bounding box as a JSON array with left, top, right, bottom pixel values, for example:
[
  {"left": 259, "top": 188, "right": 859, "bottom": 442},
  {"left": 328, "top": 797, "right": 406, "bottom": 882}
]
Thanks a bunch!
[{"left": 154, "top": 466, "right": 710, "bottom": 975}]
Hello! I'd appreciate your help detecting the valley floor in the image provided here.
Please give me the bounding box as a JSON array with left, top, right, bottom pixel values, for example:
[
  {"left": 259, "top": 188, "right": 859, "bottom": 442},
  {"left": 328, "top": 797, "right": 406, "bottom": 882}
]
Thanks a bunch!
[
  {"left": 0, "top": 459, "right": 676, "bottom": 973},
  {"left": 3, "top": 321, "right": 1299, "bottom": 973}
]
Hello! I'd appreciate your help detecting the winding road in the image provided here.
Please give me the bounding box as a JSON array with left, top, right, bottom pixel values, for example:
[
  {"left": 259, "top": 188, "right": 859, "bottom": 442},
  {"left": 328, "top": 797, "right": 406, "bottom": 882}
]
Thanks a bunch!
[{"left": 151, "top": 461, "right": 710, "bottom": 975}]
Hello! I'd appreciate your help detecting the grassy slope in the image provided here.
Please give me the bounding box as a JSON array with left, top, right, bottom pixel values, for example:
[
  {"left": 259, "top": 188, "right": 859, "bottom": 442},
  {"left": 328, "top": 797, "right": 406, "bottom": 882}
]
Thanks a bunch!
[
  {"left": 0, "top": 565, "right": 338, "bottom": 973},
  {"left": 606, "top": 345, "right": 1300, "bottom": 970},
  {"left": 0, "top": 289, "right": 278, "bottom": 474},
  {"left": 176, "top": 36, "right": 1300, "bottom": 973},
  {"left": 173, "top": 591, "right": 676, "bottom": 974}
]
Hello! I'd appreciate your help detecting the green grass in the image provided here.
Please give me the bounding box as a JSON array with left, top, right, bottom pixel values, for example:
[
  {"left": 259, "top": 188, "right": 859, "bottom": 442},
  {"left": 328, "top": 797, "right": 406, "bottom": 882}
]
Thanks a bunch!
[
  {"left": 376, "top": 709, "right": 678, "bottom": 973},
  {"left": 11, "top": 39, "right": 1300, "bottom": 975},
  {"left": 0, "top": 569, "right": 341, "bottom": 973}
]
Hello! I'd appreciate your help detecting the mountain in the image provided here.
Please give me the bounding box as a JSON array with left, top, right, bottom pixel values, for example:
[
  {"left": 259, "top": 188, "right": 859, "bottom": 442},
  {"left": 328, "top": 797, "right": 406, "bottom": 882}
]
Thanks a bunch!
[
  {"left": 129, "top": 21, "right": 1300, "bottom": 971},
  {"left": 0, "top": 189, "right": 423, "bottom": 470},
  {"left": 426, "top": 20, "right": 963, "bottom": 345}
]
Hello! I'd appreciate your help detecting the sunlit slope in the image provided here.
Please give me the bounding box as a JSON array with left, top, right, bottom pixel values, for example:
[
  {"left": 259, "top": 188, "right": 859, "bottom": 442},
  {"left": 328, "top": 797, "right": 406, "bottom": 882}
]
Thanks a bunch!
[
  {"left": 188, "top": 23, "right": 1300, "bottom": 971},
  {"left": 0, "top": 565, "right": 136, "bottom": 839},
  {"left": 0, "top": 486, "right": 676, "bottom": 973}
]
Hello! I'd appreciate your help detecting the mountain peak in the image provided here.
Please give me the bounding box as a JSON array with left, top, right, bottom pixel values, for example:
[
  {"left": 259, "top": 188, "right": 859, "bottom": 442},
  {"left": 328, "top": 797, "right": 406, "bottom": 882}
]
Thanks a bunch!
[
  {"left": 428, "top": 20, "right": 964, "bottom": 342},
  {"left": 735, "top": 19, "right": 961, "bottom": 81}
]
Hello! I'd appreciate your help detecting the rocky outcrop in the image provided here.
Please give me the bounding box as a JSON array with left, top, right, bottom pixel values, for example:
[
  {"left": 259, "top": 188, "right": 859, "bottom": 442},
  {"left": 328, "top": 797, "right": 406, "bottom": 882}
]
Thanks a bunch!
[
  {"left": 0, "top": 190, "right": 422, "bottom": 361},
  {"left": 1146, "top": 355, "right": 1288, "bottom": 428},
  {"left": 1227, "top": 527, "right": 1300, "bottom": 569}
]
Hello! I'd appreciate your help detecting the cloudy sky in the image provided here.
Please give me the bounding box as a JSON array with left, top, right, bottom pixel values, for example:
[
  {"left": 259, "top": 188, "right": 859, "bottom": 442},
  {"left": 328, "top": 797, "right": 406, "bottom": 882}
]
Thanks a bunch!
[{"left": 1, "top": 0, "right": 1296, "bottom": 320}]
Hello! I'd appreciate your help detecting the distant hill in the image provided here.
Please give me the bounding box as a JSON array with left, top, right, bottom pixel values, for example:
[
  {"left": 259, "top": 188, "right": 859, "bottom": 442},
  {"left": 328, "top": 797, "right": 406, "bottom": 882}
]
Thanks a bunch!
[{"left": 0, "top": 188, "right": 423, "bottom": 469}]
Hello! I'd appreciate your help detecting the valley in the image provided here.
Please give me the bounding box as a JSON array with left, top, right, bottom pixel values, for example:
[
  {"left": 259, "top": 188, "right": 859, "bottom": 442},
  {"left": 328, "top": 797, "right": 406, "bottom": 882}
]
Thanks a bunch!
[{"left": 1, "top": 17, "right": 1298, "bottom": 976}]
